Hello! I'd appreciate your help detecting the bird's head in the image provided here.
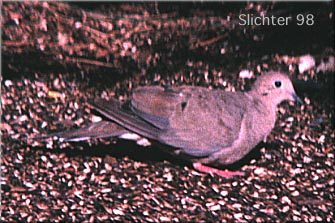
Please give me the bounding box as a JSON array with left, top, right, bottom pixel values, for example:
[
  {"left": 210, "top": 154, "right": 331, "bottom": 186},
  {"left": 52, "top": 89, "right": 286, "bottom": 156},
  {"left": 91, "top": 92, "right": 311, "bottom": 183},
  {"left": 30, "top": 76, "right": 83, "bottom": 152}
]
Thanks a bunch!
[{"left": 251, "top": 72, "right": 302, "bottom": 106}]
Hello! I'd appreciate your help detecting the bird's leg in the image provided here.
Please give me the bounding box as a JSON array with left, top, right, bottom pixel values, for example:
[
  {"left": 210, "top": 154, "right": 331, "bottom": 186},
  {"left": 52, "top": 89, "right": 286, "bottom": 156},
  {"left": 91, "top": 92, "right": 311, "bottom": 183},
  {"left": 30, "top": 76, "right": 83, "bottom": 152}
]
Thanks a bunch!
[{"left": 193, "top": 163, "right": 244, "bottom": 178}]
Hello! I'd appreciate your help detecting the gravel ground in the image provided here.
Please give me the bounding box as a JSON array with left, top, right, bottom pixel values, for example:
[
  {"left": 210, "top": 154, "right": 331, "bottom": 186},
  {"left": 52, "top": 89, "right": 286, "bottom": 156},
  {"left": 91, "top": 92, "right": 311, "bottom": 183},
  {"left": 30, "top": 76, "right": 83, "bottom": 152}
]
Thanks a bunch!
[{"left": 1, "top": 2, "right": 334, "bottom": 222}]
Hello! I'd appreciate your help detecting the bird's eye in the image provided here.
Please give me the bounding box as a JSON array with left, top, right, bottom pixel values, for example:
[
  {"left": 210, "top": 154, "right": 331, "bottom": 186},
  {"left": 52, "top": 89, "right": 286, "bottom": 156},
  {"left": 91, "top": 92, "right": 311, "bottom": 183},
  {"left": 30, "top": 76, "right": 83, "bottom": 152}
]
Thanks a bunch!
[{"left": 274, "top": 81, "right": 282, "bottom": 88}]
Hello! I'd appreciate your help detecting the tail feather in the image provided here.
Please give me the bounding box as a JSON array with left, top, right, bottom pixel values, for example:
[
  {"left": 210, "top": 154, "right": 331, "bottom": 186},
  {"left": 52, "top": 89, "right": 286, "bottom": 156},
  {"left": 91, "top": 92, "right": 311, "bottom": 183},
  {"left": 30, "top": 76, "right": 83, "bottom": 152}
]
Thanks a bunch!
[
  {"left": 29, "top": 121, "right": 128, "bottom": 142},
  {"left": 89, "top": 98, "right": 160, "bottom": 140}
]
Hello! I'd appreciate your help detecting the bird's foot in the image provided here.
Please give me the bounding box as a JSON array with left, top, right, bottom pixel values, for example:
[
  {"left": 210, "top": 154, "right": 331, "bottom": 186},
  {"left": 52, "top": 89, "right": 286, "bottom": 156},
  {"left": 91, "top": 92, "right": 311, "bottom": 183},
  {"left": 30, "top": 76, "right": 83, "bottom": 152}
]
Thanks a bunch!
[{"left": 193, "top": 163, "right": 244, "bottom": 178}]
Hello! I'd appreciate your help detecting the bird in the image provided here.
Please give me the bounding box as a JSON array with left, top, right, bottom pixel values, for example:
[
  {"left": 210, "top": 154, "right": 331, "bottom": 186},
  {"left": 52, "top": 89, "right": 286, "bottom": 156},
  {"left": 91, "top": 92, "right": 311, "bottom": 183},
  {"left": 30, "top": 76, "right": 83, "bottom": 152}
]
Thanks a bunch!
[{"left": 34, "top": 71, "right": 302, "bottom": 178}]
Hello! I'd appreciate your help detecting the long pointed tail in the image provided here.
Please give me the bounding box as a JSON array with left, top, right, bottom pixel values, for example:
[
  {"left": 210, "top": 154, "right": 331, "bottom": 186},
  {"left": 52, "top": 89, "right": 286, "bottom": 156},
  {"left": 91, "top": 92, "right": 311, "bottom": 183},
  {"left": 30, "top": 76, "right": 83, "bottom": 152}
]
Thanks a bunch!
[{"left": 28, "top": 121, "right": 128, "bottom": 142}]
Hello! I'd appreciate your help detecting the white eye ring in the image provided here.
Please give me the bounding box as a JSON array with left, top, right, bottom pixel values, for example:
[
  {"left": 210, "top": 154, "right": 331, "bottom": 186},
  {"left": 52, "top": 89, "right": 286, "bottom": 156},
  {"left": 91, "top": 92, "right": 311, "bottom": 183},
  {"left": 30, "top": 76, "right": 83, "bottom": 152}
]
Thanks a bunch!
[{"left": 274, "top": 80, "right": 282, "bottom": 88}]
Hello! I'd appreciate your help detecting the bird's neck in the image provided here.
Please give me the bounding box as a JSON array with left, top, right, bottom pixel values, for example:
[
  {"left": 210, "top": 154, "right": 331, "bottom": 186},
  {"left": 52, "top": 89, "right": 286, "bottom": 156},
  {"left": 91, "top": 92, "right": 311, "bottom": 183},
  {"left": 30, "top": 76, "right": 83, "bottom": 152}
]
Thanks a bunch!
[
  {"left": 245, "top": 91, "right": 278, "bottom": 141},
  {"left": 245, "top": 91, "right": 278, "bottom": 116}
]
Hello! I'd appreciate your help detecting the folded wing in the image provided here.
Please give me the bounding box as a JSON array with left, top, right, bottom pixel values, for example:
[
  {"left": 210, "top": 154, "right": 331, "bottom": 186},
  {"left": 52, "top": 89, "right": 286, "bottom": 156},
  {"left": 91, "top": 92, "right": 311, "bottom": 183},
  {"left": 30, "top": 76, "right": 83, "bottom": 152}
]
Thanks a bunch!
[{"left": 92, "top": 86, "right": 247, "bottom": 158}]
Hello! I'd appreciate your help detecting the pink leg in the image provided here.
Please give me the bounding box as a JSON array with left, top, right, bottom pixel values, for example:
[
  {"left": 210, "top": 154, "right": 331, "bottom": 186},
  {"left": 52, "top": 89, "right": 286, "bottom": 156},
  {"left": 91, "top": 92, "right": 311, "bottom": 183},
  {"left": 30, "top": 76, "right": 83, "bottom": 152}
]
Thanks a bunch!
[{"left": 193, "top": 163, "right": 244, "bottom": 178}]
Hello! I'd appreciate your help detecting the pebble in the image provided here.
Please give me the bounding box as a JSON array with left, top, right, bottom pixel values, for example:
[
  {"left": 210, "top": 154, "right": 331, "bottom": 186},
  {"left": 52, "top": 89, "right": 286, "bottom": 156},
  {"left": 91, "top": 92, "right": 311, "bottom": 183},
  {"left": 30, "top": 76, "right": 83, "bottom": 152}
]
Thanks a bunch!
[
  {"left": 298, "top": 54, "right": 315, "bottom": 73},
  {"left": 282, "top": 206, "right": 290, "bottom": 213},
  {"left": 239, "top": 70, "right": 254, "bottom": 79},
  {"left": 233, "top": 213, "right": 243, "bottom": 220},
  {"left": 4, "top": 80, "right": 13, "bottom": 86},
  {"left": 291, "top": 190, "right": 300, "bottom": 196},
  {"left": 220, "top": 190, "right": 228, "bottom": 196},
  {"left": 254, "top": 167, "right": 266, "bottom": 175},
  {"left": 281, "top": 196, "right": 291, "bottom": 204}
]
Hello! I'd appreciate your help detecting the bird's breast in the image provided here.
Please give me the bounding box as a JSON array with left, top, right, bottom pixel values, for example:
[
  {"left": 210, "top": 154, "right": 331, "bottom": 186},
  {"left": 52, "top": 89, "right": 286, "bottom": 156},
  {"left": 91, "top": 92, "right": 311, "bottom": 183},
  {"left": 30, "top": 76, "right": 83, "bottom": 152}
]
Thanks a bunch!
[{"left": 246, "top": 106, "right": 276, "bottom": 143}]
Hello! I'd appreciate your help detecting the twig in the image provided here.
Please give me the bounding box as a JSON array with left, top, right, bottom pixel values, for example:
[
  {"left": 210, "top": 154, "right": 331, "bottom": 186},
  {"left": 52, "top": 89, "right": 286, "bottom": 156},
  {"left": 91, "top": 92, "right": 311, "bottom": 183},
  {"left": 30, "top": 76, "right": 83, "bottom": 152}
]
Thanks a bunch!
[
  {"left": 196, "top": 33, "right": 228, "bottom": 48},
  {"left": 2, "top": 40, "right": 32, "bottom": 47},
  {"left": 65, "top": 56, "right": 115, "bottom": 68}
]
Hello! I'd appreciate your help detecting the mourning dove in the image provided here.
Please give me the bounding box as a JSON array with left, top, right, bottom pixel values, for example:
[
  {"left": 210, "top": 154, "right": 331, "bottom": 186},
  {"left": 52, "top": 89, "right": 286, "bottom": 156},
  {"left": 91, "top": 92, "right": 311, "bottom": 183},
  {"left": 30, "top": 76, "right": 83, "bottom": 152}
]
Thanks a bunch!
[{"left": 36, "top": 71, "right": 302, "bottom": 178}]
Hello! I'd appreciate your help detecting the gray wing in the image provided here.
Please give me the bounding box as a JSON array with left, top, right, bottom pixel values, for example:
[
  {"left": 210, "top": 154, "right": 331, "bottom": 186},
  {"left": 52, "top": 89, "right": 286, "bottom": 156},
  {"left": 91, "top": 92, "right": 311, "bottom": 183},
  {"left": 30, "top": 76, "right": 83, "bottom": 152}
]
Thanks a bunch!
[
  {"left": 89, "top": 86, "right": 247, "bottom": 158},
  {"left": 130, "top": 86, "right": 248, "bottom": 157}
]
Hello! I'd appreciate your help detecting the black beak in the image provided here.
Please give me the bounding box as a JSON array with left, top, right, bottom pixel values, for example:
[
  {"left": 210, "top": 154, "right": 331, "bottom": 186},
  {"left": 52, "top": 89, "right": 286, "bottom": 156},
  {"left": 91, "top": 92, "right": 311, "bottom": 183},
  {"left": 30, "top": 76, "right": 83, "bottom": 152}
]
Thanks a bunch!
[{"left": 292, "top": 93, "right": 303, "bottom": 105}]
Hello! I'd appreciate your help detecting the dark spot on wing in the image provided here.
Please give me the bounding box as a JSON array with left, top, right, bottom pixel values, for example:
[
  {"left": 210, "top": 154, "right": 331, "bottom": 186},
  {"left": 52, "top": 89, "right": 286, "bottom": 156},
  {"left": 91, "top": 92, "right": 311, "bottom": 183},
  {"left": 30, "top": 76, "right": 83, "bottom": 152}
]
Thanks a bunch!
[{"left": 181, "top": 102, "right": 187, "bottom": 111}]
